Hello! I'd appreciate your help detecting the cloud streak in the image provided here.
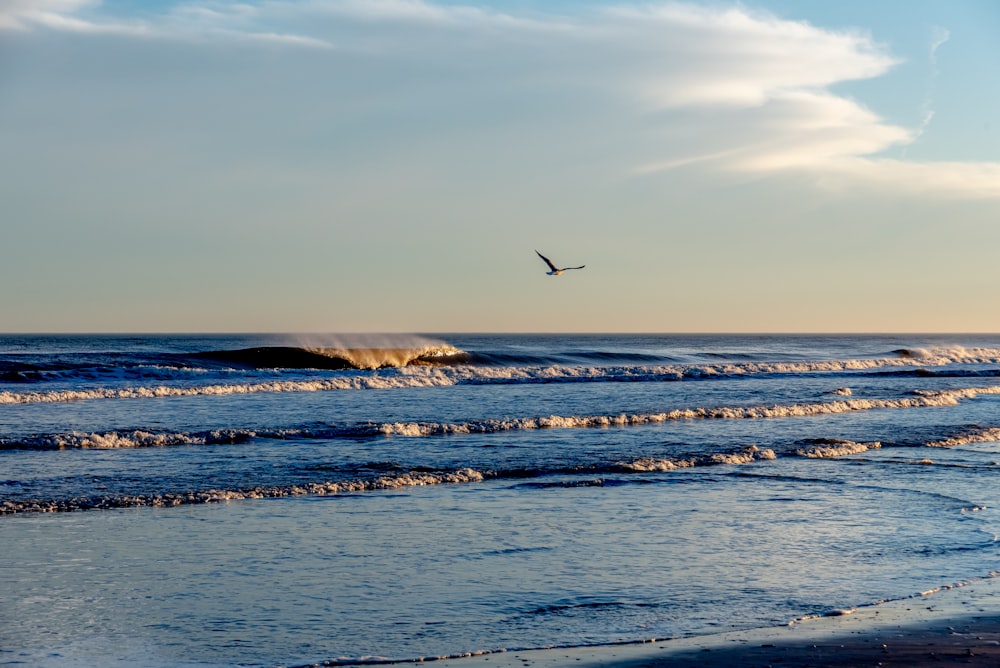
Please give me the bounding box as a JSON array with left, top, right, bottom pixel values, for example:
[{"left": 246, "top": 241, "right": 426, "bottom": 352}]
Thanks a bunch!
[
  {"left": 930, "top": 25, "right": 951, "bottom": 65},
  {"left": 0, "top": 0, "right": 150, "bottom": 34},
  {"left": 0, "top": 0, "right": 336, "bottom": 46},
  {"left": 595, "top": 6, "right": 995, "bottom": 197},
  {"left": 606, "top": 4, "right": 898, "bottom": 110},
  {"left": 914, "top": 26, "right": 950, "bottom": 139}
]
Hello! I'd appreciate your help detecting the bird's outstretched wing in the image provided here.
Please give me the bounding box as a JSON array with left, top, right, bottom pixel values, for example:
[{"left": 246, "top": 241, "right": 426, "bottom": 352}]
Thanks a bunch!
[
  {"left": 535, "top": 250, "right": 559, "bottom": 273},
  {"left": 563, "top": 265, "right": 585, "bottom": 271}
]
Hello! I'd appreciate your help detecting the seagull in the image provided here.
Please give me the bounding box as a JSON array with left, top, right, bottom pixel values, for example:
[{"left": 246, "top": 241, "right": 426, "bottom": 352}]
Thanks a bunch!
[{"left": 535, "top": 250, "right": 585, "bottom": 276}]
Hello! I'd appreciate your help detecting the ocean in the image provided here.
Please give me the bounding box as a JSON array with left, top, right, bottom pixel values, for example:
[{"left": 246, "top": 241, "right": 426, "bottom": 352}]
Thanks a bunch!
[{"left": 3, "top": 333, "right": 1000, "bottom": 667}]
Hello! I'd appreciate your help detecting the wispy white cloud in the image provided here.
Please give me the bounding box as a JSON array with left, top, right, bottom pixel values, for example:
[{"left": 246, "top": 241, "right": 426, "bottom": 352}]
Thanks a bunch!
[
  {"left": 264, "top": 0, "right": 572, "bottom": 31},
  {"left": 635, "top": 90, "right": 915, "bottom": 182},
  {"left": 289, "top": 0, "right": 491, "bottom": 25},
  {"left": 0, "top": 0, "right": 334, "bottom": 46},
  {"left": 930, "top": 25, "right": 951, "bottom": 65},
  {"left": 913, "top": 25, "right": 950, "bottom": 139},
  {"left": 3, "top": 1, "right": 998, "bottom": 198},
  {"left": 607, "top": 4, "right": 897, "bottom": 109},
  {"left": 0, "top": 0, "right": 147, "bottom": 34},
  {"left": 600, "top": 6, "right": 998, "bottom": 197},
  {"left": 0, "top": 0, "right": 569, "bottom": 41}
]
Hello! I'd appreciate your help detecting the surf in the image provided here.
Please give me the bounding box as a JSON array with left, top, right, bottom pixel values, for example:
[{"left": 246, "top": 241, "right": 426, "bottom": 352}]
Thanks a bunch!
[
  {"left": 9, "top": 386, "right": 1000, "bottom": 450},
  {"left": 192, "top": 343, "right": 469, "bottom": 371},
  {"left": 0, "top": 430, "right": 986, "bottom": 515}
]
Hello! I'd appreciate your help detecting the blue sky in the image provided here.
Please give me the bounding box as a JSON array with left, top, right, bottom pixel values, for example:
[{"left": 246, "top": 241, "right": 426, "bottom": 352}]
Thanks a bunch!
[{"left": 2, "top": 0, "right": 999, "bottom": 333}]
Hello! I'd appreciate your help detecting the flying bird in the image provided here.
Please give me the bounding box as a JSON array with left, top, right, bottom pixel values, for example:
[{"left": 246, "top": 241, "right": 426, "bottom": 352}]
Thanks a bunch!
[{"left": 535, "top": 250, "right": 585, "bottom": 276}]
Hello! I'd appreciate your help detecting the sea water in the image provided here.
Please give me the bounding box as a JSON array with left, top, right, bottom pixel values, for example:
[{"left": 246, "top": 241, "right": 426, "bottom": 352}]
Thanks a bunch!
[{"left": 3, "top": 334, "right": 1000, "bottom": 667}]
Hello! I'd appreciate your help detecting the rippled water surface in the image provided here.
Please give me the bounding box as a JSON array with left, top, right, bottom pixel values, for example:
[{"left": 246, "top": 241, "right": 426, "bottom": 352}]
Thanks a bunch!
[{"left": 4, "top": 334, "right": 1000, "bottom": 667}]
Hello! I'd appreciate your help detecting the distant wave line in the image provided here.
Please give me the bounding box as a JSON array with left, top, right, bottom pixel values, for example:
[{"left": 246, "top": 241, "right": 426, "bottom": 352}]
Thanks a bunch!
[
  {"left": 0, "top": 374, "right": 453, "bottom": 405},
  {"left": 6, "top": 348, "right": 1000, "bottom": 405},
  {"left": 0, "top": 344, "right": 472, "bottom": 382},
  {"left": 192, "top": 345, "right": 469, "bottom": 371}
]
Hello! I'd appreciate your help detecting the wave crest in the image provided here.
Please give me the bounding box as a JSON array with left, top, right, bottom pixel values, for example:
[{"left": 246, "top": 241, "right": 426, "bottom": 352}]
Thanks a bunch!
[
  {"left": 926, "top": 427, "right": 1000, "bottom": 448},
  {"left": 8, "top": 387, "right": 1000, "bottom": 450},
  {"left": 193, "top": 344, "right": 468, "bottom": 371},
  {"left": 0, "top": 447, "right": 777, "bottom": 514},
  {"left": 616, "top": 446, "right": 777, "bottom": 471},
  {"left": 794, "top": 439, "right": 882, "bottom": 458}
]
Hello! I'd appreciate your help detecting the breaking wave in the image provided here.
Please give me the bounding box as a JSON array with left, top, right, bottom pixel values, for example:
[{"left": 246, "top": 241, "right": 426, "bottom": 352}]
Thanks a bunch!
[
  {"left": 0, "top": 428, "right": 318, "bottom": 450},
  {"left": 614, "top": 445, "right": 777, "bottom": 471},
  {"left": 0, "top": 468, "right": 493, "bottom": 514},
  {"left": 793, "top": 438, "right": 882, "bottom": 458},
  {"left": 7, "top": 387, "right": 1000, "bottom": 451},
  {"left": 5, "top": 422, "right": 996, "bottom": 514},
  {"left": 192, "top": 344, "right": 469, "bottom": 371},
  {"left": 0, "top": 373, "right": 464, "bottom": 405},
  {"left": 927, "top": 426, "right": 1000, "bottom": 449},
  {"left": 7, "top": 346, "right": 1000, "bottom": 405},
  {"left": 891, "top": 346, "right": 1000, "bottom": 362},
  {"left": 200, "top": 344, "right": 1000, "bottom": 374},
  {"left": 0, "top": 446, "right": 779, "bottom": 514},
  {"left": 3, "top": 429, "right": 987, "bottom": 515},
  {"left": 354, "top": 386, "right": 1000, "bottom": 437}
]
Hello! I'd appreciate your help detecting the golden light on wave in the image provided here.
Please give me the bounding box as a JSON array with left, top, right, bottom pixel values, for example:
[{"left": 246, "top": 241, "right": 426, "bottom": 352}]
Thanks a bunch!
[
  {"left": 309, "top": 345, "right": 465, "bottom": 370},
  {"left": 293, "top": 333, "right": 467, "bottom": 370}
]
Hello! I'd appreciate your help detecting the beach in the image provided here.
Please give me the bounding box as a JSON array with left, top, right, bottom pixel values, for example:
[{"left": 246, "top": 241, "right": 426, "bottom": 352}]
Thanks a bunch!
[
  {"left": 8, "top": 1, "right": 1000, "bottom": 663},
  {"left": 430, "top": 577, "right": 1000, "bottom": 667},
  {"left": 8, "top": 0, "right": 1000, "bottom": 664}
]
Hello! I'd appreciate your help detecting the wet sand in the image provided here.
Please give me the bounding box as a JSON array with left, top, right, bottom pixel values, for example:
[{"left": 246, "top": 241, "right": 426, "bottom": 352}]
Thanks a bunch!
[{"left": 428, "top": 576, "right": 1000, "bottom": 668}]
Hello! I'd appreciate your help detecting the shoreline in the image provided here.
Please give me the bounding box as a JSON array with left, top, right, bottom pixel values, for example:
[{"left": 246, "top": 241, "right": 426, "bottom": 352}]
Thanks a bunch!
[{"left": 421, "top": 575, "right": 1000, "bottom": 668}]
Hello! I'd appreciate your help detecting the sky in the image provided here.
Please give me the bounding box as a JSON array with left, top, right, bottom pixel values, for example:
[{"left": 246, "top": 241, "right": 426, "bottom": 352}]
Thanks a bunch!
[{"left": 2, "top": 0, "right": 999, "bottom": 333}]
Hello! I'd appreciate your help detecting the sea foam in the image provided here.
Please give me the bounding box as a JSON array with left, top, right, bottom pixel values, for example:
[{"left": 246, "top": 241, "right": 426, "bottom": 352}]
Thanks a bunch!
[
  {"left": 6, "top": 347, "right": 1000, "bottom": 405},
  {"left": 8, "top": 387, "right": 1000, "bottom": 450},
  {"left": 0, "top": 446, "right": 779, "bottom": 514}
]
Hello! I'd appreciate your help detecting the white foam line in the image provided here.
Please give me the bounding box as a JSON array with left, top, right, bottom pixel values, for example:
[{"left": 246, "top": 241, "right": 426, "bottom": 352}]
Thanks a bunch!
[
  {"left": 0, "top": 468, "right": 493, "bottom": 514},
  {"left": 789, "top": 573, "right": 1000, "bottom": 626},
  {"left": 794, "top": 440, "right": 882, "bottom": 458},
  {"left": 614, "top": 445, "right": 777, "bottom": 471},
  {"left": 0, "top": 446, "right": 779, "bottom": 514},
  {"left": 2, "top": 427, "right": 990, "bottom": 513},
  {"left": 5, "top": 348, "right": 1000, "bottom": 405},
  {"left": 0, "top": 374, "right": 453, "bottom": 405},
  {"left": 3, "top": 428, "right": 295, "bottom": 450},
  {"left": 373, "top": 386, "right": 1000, "bottom": 436},
  {"left": 927, "top": 426, "right": 1000, "bottom": 448},
  {"left": 9, "top": 387, "right": 1000, "bottom": 451}
]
